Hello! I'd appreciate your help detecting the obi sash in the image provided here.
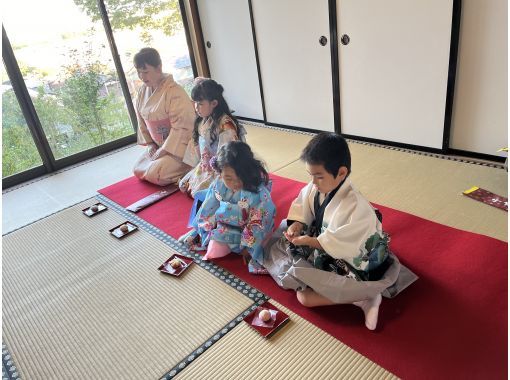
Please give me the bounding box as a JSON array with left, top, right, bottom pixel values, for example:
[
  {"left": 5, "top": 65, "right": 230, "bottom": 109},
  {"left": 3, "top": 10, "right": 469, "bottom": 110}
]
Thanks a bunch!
[{"left": 145, "top": 118, "right": 171, "bottom": 146}]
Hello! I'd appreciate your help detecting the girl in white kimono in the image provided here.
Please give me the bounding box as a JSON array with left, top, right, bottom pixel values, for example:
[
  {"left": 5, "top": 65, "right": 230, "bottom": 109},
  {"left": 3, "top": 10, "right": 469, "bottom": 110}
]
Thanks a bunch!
[
  {"left": 179, "top": 79, "right": 246, "bottom": 198},
  {"left": 263, "top": 133, "right": 403, "bottom": 331},
  {"left": 132, "top": 48, "right": 196, "bottom": 186}
]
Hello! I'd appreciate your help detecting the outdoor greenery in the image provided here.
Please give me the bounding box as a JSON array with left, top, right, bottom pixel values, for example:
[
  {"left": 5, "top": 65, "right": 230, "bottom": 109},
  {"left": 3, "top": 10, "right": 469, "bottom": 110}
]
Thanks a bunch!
[
  {"left": 2, "top": 46, "right": 133, "bottom": 177},
  {"left": 3, "top": 0, "right": 189, "bottom": 179},
  {"left": 2, "top": 91, "right": 42, "bottom": 176},
  {"left": 75, "top": 0, "right": 182, "bottom": 43}
]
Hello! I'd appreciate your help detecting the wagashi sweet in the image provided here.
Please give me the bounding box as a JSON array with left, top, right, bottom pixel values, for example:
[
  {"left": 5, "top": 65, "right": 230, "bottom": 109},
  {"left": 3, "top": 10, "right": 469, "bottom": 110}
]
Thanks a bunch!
[
  {"left": 169, "top": 258, "right": 182, "bottom": 269},
  {"left": 259, "top": 309, "right": 271, "bottom": 322}
]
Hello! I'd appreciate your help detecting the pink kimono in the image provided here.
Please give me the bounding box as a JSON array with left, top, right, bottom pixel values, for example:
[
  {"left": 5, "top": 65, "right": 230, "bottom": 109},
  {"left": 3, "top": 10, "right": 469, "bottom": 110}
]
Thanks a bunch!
[{"left": 133, "top": 74, "right": 196, "bottom": 186}]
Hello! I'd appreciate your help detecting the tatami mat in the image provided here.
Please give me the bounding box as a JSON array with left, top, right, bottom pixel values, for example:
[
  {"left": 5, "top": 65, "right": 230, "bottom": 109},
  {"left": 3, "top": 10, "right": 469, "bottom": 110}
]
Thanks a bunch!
[
  {"left": 175, "top": 300, "right": 396, "bottom": 380},
  {"left": 3, "top": 124, "right": 506, "bottom": 379},
  {"left": 2, "top": 201, "right": 252, "bottom": 379},
  {"left": 244, "top": 123, "right": 312, "bottom": 172},
  {"left": 275, "top": 140, "right": 508, "bottom": 241}
]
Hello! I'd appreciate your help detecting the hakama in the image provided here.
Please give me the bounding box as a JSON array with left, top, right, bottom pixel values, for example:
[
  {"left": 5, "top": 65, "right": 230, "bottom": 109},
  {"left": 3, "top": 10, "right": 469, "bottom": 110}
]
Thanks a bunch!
[{"left": 263, "top": 179, "right": 417, "bottom": 303}]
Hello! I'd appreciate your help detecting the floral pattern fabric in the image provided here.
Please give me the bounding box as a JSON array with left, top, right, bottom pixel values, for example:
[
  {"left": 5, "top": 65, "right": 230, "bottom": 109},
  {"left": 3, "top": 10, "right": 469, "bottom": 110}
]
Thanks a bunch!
[
  {"left": 179, "top": 115, "right": 242, "bottom": 197},
  {"left": 189, "top": 178, "right": 276, "bottom": 264}
]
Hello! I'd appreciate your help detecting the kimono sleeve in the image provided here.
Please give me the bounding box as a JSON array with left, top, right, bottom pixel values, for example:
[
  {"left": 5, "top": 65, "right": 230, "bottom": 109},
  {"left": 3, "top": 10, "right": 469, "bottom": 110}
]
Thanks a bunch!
[
  {"left": 182, "top": 139, "right": 200, "bottom": 167},
  {"left": 287, "top": 182, "right": 315, "bottom": 228},
  {"left": 192, "top": 179, "right": 221, "bottom": 243},
  {"left": 214, "top": 119, "right": 239, "bottom": 156},
  {"left": 161, "top": 86, "right": 195, "bottom": 158},
  {"left": 240, "top": 188, "right": 276, "bottom": 264},
  {"left": 135, "top": 87, "right": 154, "bottom": 146},
  {"left": 317, "top": 193, "right": 379, "bottom": 261},
  {"left": 214, "top": 199, "right": 246, "bottom": 227}
]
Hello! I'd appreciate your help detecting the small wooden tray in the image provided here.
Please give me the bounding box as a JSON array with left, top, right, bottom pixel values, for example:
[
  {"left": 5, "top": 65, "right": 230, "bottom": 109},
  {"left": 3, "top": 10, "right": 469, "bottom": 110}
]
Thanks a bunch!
[
  {"left": 158, "top": 254, "right": 194, "bottom": 277},
  {"left": 82, "top": 203, "right": 108, "bottom": 217},
  {"left": 109, "top": 222, "right": 138, "bottom": 239},
  {"left": 244, "top": 301, "right": 290, "bottom": 338}
]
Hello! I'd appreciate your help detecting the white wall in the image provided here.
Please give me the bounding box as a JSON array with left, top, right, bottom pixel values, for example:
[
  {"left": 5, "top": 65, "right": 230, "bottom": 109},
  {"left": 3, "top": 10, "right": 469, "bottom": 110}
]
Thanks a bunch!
[
  {"left": 450, "top": 0, "right": 508, "bottom": 156},
  {"left": 187, "top": 0, "right": 508, "bottom": 156}
]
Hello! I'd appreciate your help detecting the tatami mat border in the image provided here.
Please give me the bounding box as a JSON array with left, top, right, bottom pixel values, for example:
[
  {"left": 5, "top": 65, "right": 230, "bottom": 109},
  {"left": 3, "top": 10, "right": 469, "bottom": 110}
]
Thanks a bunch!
[
  {"left": 96, "top": 194, "right": 269, "bottom": 304},
  {"left": 160, "top": 299, "right": 266, "bottom": 380},
  {"left": 3, "top": 196, "right": 270, "bottom": 379},
  {"left": 94, "top": 194, "right": 276, "bottom": 377},
  {"left": 2, "top": 344, "right": 19, "bottom": 380},
  {"left": 241, "top": 121, "right": 505, "bottom": 169}
]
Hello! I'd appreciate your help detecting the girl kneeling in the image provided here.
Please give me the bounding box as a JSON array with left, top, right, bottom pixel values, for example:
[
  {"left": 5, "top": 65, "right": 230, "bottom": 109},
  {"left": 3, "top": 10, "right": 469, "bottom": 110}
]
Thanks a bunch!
[{"left": 181, "top": 141, "right": 275, "bottom": 266}]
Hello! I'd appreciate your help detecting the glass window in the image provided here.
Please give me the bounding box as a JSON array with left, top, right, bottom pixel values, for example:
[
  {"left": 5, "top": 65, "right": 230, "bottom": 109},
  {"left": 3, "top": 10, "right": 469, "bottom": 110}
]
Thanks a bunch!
[
  {"left": 2, "top": 62, "right": 43, "bottom": 178},
  {"left": 3, "top": 0, "right": 134, "bottom": 160},
  {"left": 103, "top": 0, "right": 194, "bottom": 98}
]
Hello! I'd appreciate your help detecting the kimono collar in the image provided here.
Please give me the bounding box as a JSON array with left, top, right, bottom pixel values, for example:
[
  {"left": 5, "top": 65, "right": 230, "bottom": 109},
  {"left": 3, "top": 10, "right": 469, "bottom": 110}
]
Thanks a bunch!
[
  {"left": 148, "top": 74, "right": 175, "bottom": 95},
  {"left": 312, "top": 176, "right": 348, "bottom": 236}
]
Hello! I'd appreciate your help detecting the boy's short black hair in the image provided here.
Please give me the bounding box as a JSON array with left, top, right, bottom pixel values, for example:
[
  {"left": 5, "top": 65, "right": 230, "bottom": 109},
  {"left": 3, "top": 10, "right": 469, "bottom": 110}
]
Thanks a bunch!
[
  {"left": 133, "top": 47, "right": 162, "bottom": 69},
  {"left": 300, "top": 132, "right": 351, "bottom": 177}
]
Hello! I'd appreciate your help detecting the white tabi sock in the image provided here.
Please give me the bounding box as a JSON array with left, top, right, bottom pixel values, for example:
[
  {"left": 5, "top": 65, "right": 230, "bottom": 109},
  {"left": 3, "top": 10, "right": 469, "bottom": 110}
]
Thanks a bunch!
[{"left": 353, "top": 293, "right": 382, "bottom": 331}]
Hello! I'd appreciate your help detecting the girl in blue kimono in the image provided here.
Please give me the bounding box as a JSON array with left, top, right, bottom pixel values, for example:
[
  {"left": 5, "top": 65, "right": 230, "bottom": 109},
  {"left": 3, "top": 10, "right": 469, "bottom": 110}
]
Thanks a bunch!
[{"left": 179, "top": 141, "right": 276, "bottom": 266}]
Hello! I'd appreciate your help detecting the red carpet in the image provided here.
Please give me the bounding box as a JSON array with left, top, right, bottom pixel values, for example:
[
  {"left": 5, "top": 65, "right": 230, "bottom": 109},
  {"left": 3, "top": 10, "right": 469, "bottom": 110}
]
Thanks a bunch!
[{"left": 98, "top": 174, "right": 508, "bottom": 379}]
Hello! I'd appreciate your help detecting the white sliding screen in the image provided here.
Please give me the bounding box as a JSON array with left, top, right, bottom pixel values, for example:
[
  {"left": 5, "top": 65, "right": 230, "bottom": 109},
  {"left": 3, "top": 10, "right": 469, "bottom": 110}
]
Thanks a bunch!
[
  {"left": 251, "top": 0, "right": 335, "bottom": 131},
  {"left": 197, "top": 0, "right": 264, "bottom": 120},
  {"left": 337, "top": 0, "right": 453, "bottom": 148}
]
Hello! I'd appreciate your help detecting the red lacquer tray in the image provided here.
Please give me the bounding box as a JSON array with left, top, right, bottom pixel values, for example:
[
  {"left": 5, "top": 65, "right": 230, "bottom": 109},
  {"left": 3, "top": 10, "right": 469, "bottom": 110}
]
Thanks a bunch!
[
  {"left": 158, "top": 254, "right": 194, "bottom": 277},
  {"left": 244, "top": 301, "right": 290, "bottom": 338}
]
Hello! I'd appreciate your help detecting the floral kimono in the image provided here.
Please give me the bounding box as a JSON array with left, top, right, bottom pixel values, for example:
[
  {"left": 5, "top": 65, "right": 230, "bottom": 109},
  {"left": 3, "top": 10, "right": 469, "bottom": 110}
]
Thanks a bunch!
[
  {"left": 133, "top": 74, "right": 196, "bottom": 186},
  {"left": 263, "top": 178, "right": 415, "bottom": 303},
  {"left": 188, "top": 178, "right": 275, "bottom": 264},
  {"left": 179, "top": 115, "right": 246, "bottom": 197}
]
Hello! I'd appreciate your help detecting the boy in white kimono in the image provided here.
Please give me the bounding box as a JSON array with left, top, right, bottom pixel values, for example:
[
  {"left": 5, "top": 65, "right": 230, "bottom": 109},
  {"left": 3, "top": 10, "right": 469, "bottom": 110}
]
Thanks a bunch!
[{"left": 263, "top": 132, "right": 401, "bottom": 330}]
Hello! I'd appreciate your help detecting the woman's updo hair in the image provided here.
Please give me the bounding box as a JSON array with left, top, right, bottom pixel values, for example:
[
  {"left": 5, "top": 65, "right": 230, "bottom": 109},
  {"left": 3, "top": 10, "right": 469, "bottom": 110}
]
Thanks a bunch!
[
  {"left": 212, "top": 141, "right": 269, "bottom": 193},
  {"left": 133, "top": 47, "right": 162, "bottom": 69}
]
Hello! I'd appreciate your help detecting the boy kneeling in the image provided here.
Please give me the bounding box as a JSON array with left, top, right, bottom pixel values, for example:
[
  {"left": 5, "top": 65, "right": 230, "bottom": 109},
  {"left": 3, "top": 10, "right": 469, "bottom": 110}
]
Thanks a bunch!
[{"left": 263, "top": 132, "right": 401, "bottom": 330}]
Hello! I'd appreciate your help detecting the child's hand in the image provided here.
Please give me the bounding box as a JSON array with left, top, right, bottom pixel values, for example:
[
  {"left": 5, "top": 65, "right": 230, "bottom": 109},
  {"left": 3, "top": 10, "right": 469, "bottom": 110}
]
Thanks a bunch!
[
  {"left": 288, "top": 235, "right": 311, "bottom": 246},
  {"left": 284, "top": 222, "right": 303, "bottom": 241},
  {"left": 179, "top": 179, "right": 192, "bottom": 197},
  {"left": 289, "top": 235, "right": 322, "bottom": 250},
  {"left": 178, "top": 231, "right": 198, "bottom": 247},
  {"left": 183, "top": 235, "right": 196, "bottom": 246}
]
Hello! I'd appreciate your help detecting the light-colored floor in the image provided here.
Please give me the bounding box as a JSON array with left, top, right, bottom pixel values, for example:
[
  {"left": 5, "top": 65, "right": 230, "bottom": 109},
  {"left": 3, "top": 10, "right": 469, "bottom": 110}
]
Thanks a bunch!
[
  {"left": 2, "top": 145, "right": 143, "bottom": 234},
  {"left": 2, "top": 123, "right": 507, "bottom": 379},
  {"left": 3, "top": 123, "right": 508, "bottom": 242}
]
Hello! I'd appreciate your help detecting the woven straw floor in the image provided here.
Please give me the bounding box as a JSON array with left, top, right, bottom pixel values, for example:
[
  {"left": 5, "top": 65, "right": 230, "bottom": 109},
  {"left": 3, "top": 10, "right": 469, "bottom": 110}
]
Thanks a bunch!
[
  {"left": 267, "top": 128, "right": 507, "bottom": 242},
  {"left": 2, "top": 201, "right": 253, "bottom": 379},
  {"left": 2, "top": 198, "right": 395, "bottom": 379},
  {"left": 176, "top": 300, "right": 396, "bottom": 380},
  {"left": 2, "top": 124, "right": 507, "bottom": 379}
]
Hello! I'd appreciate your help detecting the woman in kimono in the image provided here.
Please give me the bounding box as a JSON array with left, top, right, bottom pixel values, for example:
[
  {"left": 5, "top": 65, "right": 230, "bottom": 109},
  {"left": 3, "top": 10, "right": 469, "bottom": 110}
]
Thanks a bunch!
[
  {"left": 132, "top": 47, "right": 196, "bottom": 186},
  {"left": 180, "top": 141, "right": 275, "bottom": 268},
  {"left": 179, "top": 78, "right": 246, "bottom": 198},
  {"left": 263, "top": 132, "right": 405, "bottom": 330}
]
